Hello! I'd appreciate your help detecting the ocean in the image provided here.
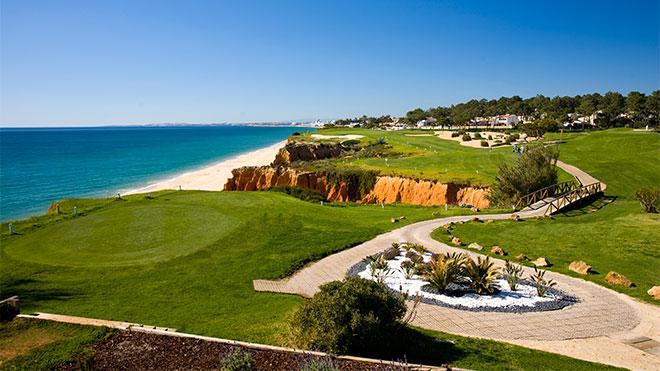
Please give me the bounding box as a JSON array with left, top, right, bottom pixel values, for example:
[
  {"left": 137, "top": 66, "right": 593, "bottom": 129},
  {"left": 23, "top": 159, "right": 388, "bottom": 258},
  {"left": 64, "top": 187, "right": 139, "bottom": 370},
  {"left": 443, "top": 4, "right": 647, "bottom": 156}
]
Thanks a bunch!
[{"left": 0, "top": 125, "right": 312, "bottom": 221}]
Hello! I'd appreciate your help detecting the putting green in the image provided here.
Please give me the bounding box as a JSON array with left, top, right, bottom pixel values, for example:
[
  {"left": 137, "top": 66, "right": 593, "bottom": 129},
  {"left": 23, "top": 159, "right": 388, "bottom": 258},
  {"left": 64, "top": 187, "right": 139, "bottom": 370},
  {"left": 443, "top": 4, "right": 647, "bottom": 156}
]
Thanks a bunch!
[{"left": 4, "top": 203, "right": 236, "bottom": 267}]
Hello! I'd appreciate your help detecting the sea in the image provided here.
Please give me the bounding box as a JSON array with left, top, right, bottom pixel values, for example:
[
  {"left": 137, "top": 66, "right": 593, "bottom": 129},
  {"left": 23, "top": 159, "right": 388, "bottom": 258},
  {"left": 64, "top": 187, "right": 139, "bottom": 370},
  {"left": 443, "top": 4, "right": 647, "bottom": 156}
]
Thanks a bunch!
[{"left": 0, "top": 125, "right": 313, "bottom": 221}]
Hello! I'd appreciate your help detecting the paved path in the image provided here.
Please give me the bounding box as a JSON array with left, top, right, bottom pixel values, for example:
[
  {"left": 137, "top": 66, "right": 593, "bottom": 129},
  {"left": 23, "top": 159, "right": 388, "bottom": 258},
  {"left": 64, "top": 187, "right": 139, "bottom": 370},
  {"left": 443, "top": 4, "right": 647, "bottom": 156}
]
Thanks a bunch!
[{"left": 254, "top": 161, "right": 660, "bottom": 370}]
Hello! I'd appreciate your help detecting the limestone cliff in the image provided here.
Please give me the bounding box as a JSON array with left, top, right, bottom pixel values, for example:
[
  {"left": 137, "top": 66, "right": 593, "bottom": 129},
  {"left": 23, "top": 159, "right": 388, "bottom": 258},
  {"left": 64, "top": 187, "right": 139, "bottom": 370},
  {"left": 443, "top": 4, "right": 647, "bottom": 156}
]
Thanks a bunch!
[
  {"left": 272, "top": 142, "right": 344, "bottom": 166},
  {"left": 225, "top": 167, "right": 490, "bottom": 208}
]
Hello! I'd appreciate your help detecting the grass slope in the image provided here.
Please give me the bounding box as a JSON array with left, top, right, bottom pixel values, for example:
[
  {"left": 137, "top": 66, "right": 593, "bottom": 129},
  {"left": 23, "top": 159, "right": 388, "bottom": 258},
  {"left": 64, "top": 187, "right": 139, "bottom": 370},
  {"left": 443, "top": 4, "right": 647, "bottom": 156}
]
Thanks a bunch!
[
  {"left": 436, "top": 129, "right": 660, "bottom": 303},
  {"left": 2, "top": 191, "right": 476, "bottom": 343},
  {"left": 0, "top": 318, "right": 112, "bottom": 370}
]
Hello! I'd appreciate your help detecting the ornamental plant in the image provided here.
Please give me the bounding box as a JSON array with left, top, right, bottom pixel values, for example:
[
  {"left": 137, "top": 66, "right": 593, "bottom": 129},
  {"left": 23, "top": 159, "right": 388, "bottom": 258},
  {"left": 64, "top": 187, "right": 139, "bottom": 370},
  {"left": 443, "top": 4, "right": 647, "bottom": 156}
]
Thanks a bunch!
[
  {"left": 423, "top": 252, "right": 467, "bottom": 292},
  {"left": 504, "top": 260, "right": 524, "bottom": 291},
  {"left": 531, "top": 267, "right": 556, "bottom": 297},
  {"left": 465, "top": 256, "right": 501, "bottom": 295}
]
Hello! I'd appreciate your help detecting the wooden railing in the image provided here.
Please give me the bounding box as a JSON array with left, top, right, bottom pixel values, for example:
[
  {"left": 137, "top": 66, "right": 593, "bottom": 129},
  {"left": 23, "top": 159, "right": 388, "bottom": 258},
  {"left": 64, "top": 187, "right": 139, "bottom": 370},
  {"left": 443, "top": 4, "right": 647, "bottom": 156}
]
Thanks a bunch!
[
  {"left": 543, "top": 182, "right": 603, "bottom": 215},
  {"left": 514, "top": 181, "right": 578, "bottom": 209}
]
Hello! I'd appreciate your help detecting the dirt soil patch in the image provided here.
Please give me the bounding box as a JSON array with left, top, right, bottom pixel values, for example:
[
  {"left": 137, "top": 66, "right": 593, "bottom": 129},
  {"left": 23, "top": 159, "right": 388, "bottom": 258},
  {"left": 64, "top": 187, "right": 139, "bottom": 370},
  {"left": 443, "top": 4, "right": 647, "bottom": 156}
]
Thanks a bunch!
[{"left": 61, "top": 330, "right": 415, "bottom": 370}]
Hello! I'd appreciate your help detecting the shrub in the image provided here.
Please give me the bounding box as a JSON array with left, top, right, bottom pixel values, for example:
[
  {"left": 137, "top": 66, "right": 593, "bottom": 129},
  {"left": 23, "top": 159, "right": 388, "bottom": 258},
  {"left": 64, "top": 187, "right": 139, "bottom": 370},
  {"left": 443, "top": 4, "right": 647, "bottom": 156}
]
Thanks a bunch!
[
  {"left": 464, "top": 256, "right": 500, "bottom": 295},
  {"left": 508, "top": 133, "right": 520, "bottom": 142},
  {"left": 423, "top": 252, "right": 467, "bottom": 292},
  {"left": 0, "top": 300, "right": 19, "bottom": 321},
  {"left": 450, "top": 132, "right": 460, "bottom": 138},
  {"left": 367, "top": 255, "right": 391, "bottom": 284},
  {"left": 635, "top": 188, "right": 659, "bottom": 213},
  {"left": 405, "top": 250, "right": 423, "bottom": 263},
  {"left": 487, "top": 135, "right": 493, "bottom": 140},
  {"left": 461, "top": 134, "right": 472, "bottom": 142},
  {"left": 480, "top": 140, "right": 489, "bottom": 147},
  {"left": 531, "top": 267, "right": 556, "bottom": 297},
  {"left": 472, "top": 133, "right": 482, "bottom": 139},
  {"left": 288, "top": 277, "right": 407, "bottom": 355},
  {"left": 504, "top": 260, "right": 524, "bottom": 291},
  {"left": 381, "top": 247, "right": 400, "bottom": 260},
  {"left": 400, "top": 260, "right": 416, "bottom": 279},
  {"left": 407, "top": 243, "right": 427, "bottom": 254},
  {"left": 488, "top": 142, "right": 559, "bottom": 208},
  {"left": 300, "top": 357, "right": 340, "bottom": 371},
  {"left": 220, "top": 349, "right": 253, "bottom": 371},
  {"left": 326, "top": 169, "right": 379, "bottom": 199},
  {"left": 268, "top": 186, "right": 326, "bottom": 203}
]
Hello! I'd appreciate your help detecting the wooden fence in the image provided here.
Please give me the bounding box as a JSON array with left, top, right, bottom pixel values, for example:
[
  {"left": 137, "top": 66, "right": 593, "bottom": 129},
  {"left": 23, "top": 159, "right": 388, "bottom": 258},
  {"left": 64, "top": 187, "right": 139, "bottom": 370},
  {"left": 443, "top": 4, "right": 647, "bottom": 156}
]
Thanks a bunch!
[
  {"left": 543, "top": 182, "right": 603, "bottom": 215},
  {"left": 514, "top": 181, "right": 577, "bottom": 210}
]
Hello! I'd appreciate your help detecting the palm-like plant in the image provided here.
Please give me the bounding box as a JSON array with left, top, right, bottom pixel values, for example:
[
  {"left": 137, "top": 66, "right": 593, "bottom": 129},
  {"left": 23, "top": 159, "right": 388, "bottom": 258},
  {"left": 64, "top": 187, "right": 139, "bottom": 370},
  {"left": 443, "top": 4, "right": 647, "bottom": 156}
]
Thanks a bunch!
[
  {"left": 399, "top": 260, "right": 416, "bottom": 280},
  {"left": 423, "top": 252, "right": 467, "bottom": 292},
  {"left": 531, "top": 267, "right": 556, "bottom": 297},
  {"left": 367, "top": 255, "right": 391, "bottom": 284},
  {"left": 504, "top": 260, "right": 524, "bottom": 291},
  {"left": 465, "top": 256, "right": 501, "bottom": 295}
]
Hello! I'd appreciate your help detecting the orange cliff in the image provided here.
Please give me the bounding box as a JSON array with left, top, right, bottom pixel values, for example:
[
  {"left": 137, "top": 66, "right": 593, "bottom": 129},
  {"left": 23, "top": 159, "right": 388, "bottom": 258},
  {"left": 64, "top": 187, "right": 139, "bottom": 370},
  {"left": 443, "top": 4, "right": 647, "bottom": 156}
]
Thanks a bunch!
[{"left": 224, "top": 166, "right": 490, "bottom": 208}]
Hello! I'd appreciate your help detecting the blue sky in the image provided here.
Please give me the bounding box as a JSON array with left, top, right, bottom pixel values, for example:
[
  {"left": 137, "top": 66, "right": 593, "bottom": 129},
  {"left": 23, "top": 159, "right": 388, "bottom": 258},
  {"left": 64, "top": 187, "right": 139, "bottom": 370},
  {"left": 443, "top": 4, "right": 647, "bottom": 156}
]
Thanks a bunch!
[{"left": 1, "top": 0, "right": 658, "bottom": 126}]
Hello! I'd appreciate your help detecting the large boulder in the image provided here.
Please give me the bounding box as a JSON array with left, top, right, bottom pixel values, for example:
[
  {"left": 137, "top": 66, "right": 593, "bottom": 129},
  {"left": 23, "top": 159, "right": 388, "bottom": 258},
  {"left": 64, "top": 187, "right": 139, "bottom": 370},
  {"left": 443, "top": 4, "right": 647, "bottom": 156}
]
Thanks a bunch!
[
  {"left": 648, "top": 286, "right": 660, "bottom": 300},
  {"left": 467, "top": 242, "right": 483, "bottom": 250},
  {"left": 569, "top": 261, "right": 592, "bottom": 275},
  {"left": 490, "top": 246, "right": 506, "bottom": 256},
  {"left": 531, "top": 257, "right": 550, "bottom": 267},
  {"left": 605, "top": 271, "right": 634, "bottom": 287},
  {"left": 516, "top": 254, "right": 529, "bottom": 261}
]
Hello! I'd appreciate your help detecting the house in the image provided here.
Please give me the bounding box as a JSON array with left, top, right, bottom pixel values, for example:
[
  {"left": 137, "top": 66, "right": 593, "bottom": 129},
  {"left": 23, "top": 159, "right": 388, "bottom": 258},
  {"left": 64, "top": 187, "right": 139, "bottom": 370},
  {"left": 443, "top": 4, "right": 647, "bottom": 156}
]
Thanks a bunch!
[{"left": 416, "top": 116, "right": 438, "bottom": 128}]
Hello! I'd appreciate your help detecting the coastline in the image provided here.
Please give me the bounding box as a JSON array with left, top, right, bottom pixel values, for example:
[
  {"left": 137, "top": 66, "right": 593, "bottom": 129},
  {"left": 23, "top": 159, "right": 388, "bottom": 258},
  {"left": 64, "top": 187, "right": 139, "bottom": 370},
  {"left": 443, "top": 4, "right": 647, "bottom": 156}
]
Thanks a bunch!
[{"left": 124, "top": 140, "right": 286, "bottom": 195}]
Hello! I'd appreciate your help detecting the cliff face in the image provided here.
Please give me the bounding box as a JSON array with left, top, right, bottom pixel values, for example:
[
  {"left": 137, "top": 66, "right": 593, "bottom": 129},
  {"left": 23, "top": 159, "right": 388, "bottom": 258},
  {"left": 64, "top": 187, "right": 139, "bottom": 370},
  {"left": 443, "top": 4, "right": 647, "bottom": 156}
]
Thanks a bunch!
[
  {"left": 225, "top": 166, "right": 490, "bottom": 208},
  {"left": 272, "top": 142, "right": 344, "bottom": 166}
]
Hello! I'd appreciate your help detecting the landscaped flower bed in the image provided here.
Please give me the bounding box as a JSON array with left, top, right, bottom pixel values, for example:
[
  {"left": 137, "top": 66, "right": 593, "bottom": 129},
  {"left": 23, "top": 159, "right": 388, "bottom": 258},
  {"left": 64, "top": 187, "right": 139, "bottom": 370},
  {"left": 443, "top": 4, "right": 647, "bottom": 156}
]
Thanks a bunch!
[{"left": 347, "top": 243, "right": 577, "bottom": 313}]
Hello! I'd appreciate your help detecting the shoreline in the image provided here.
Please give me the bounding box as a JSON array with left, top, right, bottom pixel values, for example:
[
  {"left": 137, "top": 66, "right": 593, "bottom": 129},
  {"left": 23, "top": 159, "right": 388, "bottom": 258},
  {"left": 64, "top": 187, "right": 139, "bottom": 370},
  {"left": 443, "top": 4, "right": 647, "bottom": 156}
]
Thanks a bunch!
[{"left": 123, "top": 140, "right": 286, "bottom": 195}]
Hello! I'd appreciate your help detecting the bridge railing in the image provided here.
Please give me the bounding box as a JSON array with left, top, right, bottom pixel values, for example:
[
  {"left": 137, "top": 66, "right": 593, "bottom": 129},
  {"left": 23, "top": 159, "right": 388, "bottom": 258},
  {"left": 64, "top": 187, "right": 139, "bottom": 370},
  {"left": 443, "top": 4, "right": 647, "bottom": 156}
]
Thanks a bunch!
[
  {"left": 543, "top": 182, "right": 603, "bottom": 215},
  {"left": 514, "top": 181, "right": 578, "bottom": 209}
]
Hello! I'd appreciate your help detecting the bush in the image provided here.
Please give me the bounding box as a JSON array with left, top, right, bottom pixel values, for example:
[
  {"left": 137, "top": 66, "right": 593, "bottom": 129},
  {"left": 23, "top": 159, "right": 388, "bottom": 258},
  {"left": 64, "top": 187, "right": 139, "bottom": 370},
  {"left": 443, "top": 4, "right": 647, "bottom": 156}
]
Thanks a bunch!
[
  {"left": 472, "top": 133, "right": 482, "bottom": 140},
  {"left": 381, "top": 247, "right": 400, "bottom": 260},
  {"left": 504, "top": 261, "right": 523, "bottom": 291},
  {"left": 450, "top": 132, "right": 460, "bottom": 138},
  {"left": 508, "top": 133, "right": 520, "bottom": 142},
  {"left": 531, "top": 267, "right": 556, "bottom": 297},
  {"left": 480, "top": 140, "right": 489, "bottom": 147},
  {"left": 300, "top": 357, "right": 340, "bottom": 371},
  {"left": 0, "top": 300, "right": 19, "bottom": 321},
  {"left": 487, "top": 135, "right": 493, "bottom": 140},
  {"left": 464, "top": 256, "right": 500, "bottom": 295},
  {"left": 267, "top": 186, "right": 326, "bottom": 203},
  {"left": 488, "top": 142, "right": 559, "bottom": 208},
  {"left": 461, "top": 134, "right": 472, "bottom": 142},
  {"left": 220, "top": 349, "right": 253, "bottom": 371},
  {"left": 635, "top": 188, "right": 659, "bottom": 213},
  {"left": 288, "top": 277, "right": 407, "bottom": 355},
  {"left": 423, "top": 252, "right": 467, "bottom": 292},
  {"left": 326, "top": 169, "right": 379, "bottom": 199}
]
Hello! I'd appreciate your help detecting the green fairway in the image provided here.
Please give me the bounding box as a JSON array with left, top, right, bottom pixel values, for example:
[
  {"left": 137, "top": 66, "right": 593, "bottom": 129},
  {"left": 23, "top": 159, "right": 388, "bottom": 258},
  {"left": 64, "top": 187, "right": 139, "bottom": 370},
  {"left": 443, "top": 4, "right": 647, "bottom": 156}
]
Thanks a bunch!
[
  {"left": 1, "top": 191, "right": 478, "bottom": 343},
  {"left": 435, "top": 129, "right": 660, "bottom": 304}
]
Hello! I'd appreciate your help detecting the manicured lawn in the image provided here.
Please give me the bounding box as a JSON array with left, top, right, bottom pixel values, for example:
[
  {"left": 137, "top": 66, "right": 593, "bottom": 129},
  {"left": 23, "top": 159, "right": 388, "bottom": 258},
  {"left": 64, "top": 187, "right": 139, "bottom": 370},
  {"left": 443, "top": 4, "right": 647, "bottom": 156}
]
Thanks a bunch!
[
  {"left": 0, "top": 318, "right": 112, "bottom": 370},
  {"left": 0, "top": 318, "right": 619, "bottom": 370},
  {"left": 435, "top": 129, "right": 660, "bottom": 304},
  {"left": 1, "top": 191, "right": 478, "bottom": 344}
]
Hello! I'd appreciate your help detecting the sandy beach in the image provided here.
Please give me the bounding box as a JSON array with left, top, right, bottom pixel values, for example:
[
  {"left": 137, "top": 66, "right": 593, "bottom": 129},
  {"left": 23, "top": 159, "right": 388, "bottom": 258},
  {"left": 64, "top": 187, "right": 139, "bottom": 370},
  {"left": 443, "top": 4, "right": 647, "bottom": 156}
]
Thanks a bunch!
[{"left": 124, "top": 140, "right": 286, "bottom": 195}]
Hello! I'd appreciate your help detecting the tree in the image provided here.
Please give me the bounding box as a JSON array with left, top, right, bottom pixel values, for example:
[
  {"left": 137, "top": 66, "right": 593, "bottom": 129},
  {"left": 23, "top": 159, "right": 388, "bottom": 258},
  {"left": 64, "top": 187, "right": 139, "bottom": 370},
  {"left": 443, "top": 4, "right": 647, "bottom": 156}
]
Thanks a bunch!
[
  {"left": 287, "top": 277, "right": 407, "bottom": 355},
  {"left": 488, "top": 142, "right": 559, "bottom": 208},
  {"left": 646, "top": 90, "right": 660, "bottom": 126}
]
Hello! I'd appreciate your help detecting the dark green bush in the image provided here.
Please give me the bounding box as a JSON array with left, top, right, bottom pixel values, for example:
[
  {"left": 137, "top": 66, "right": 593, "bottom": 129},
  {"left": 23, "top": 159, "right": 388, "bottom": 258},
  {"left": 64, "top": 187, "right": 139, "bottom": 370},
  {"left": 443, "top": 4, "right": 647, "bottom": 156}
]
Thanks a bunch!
[
  {"left": 288, "top": 277, "right": 406, "bottom": 355},
  {"left": 450, "top": 132, "right": 460, "bottom": 138},
  {"left": 488, "top": 142, "right": 559, "bottom": 208},
  {"left": 0, "top": 300, "right": 19, "bottom": 321},
  {"left": 472, "top": 133, "right": 482, "bottom": 139},
  {"left": 267, "top": 186, "right": 326, "bottom": 203},
  {"left": 325, "top": 169, "right": 379, "bottom": 199},
  {"left": 461, "top": 134, "right": 472, "bottom": 142},
  {"left": 480, "top": 140, "right": 489, "bottom": 147},
  {"left": 220, "top": 348, "right": 253, "bottom": 371},
  {"left": 635, "top": 188, "right": 660, "bottom": 213}
]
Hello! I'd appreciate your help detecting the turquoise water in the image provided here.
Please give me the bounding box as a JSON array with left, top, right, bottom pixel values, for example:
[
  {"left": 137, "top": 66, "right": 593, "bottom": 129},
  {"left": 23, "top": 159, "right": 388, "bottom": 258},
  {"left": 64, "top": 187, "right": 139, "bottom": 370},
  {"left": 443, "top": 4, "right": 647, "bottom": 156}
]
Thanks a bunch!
[{"left": 0, "top": 125, "right": 312, "bottom": 221}]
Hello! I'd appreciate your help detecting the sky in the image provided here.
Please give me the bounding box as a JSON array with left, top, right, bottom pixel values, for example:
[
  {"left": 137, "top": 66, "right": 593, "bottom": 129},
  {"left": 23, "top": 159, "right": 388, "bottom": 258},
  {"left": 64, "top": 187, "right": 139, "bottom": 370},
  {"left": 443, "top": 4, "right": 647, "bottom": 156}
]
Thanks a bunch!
[{"left": 1, "top": 0, "right": 658, "bottom": 127}]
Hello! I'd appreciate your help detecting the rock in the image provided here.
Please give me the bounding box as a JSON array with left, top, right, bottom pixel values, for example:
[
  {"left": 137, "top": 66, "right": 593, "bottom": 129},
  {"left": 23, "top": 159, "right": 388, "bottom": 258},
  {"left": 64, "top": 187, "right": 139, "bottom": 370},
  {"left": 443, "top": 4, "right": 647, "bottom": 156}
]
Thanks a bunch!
[
  {"left": 390, "top": 217, "right": 398, "bottom": 223},
  {"left": 485, "top": 219, "right": 494, "bottom": 224},
  {"left": 648, "top": 286, "right": 660, "bottom": 300},
  {"left": 272, "top": 142, "right": 344, "bottom": 166},
  {"left": 471, "top": 217, "right": 481, "bottom": 222},
  {"left": 516, "top": 254, "right": 529, "bottom": 261},
  {"left": 510, "top": 214, "right": 520, "bottom": 221},
  {"left": 605, "top": 271, "right": 634, "bottom": 287},
  {"left": 531, "top": 257, "right": 550, "bottom": 267},
  {"left": 451, "top": 237, "right": 462, "bottom": 246},
  {"left": 490, "top": 246, "right": 505, "bottom": 256},
  {"left": 470, "top": 206, "right": 479, "bottom": 212},
  {"left": 568, "top": 261, "right": 592, "bottom": 275},
  {"left": 467, "top": 242, "right": 483, "bottom": 250}
]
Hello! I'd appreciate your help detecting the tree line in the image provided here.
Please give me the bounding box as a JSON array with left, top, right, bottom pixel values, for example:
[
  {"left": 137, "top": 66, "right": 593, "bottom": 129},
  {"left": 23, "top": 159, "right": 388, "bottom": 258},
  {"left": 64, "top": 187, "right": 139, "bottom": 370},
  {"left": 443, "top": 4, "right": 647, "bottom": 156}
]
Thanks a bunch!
[{"left": 332, "top": 90, "right": 660, "bottom": 129}]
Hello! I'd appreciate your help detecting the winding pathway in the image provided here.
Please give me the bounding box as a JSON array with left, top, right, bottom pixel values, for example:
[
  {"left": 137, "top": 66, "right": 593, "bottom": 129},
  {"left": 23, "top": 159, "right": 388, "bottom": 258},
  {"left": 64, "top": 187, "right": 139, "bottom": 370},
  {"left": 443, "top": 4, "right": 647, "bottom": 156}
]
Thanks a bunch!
[{"left": 254, "top": 160, "right": 660, "bottom": 370}]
